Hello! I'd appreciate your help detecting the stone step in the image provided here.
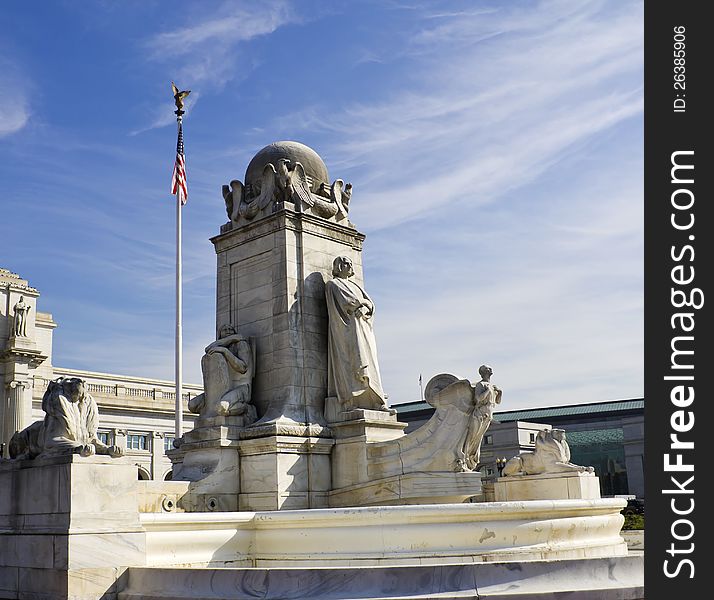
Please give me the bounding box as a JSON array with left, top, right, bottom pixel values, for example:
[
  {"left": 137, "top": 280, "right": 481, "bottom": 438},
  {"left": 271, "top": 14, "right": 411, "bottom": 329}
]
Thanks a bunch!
[{"left": 118, "top": 554, "right": 644, "bottom": 600}]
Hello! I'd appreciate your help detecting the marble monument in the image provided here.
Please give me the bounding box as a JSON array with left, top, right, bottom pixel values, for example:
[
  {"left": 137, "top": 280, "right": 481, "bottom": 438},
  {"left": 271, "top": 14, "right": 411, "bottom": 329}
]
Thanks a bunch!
[{"left": 170, "top": 141, "right": 497, "bottom": 510}]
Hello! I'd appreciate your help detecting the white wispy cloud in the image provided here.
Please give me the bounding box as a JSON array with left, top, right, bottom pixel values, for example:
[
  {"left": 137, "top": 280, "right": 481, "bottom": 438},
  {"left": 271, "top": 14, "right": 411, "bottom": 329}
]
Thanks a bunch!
[
  {"left": 0, "top": 96, "right": 29, "bottom": 137},
  {"left": 130, "top": 92, "right": 201, "bottom": 136},
  {"left": 265, "top": 0, "right": 644, "bottom": 406},
  {"left": 373, "top": 170, "right": 644, "bottom": 407},
  {"left": 133, "top": 0, "right": 300, "bottom": 134},
  {"left": 273, "top": 0, "right": 643, "bottom": 230},
  {"left": 0, "top": 59, "right": 31, "bottom": 137},
  {"left": 147, "top": 3, "right": 295, "bottom": 58}
]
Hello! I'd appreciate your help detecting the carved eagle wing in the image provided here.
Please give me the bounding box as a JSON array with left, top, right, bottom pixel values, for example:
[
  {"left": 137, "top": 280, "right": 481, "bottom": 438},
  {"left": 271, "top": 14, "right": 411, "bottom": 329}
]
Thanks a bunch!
[
  {"left": 289, "top": 161, "right": 314, "bottom": 207},
  {"left": 256, "top": 163, "right": 277, "bottom": 210},
  {"left": 330, "top": 179, "right": 349, "bottom": 219},
  {"left": 223, "top": 180, "right": 243, "bottom": 221}
]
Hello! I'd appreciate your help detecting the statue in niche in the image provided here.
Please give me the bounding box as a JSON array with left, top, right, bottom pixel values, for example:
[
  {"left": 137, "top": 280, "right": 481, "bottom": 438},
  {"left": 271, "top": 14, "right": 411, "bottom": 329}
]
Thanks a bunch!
[
  {"left": 188, "top": 325, "right": 257, "bottom": 422},
  {"left": 325, "top": 256, "right": 389, "bottom": 412},
  {"left": 502, "top": 428, "right": 595, "bottom": 476},
  {"left": 9, "top": 377, "right": 124, "bottom": 460},
  {"left": 457, "top": 365, "right": 502, "bottom": 471},
  {"left": 12, "top": 295, "right": 31, "bottom": 337}
]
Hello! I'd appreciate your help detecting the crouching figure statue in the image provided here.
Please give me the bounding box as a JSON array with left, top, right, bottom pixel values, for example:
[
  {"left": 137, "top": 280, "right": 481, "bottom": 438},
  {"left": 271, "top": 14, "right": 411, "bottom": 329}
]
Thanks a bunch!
[
  {"left": 9, "top": 377, "right": 124, "bottom": 460},
  {"left": 502, "top": 428, "right": 595, "bottom": 476},
  {"left": 188, "top": 324, "right": 257, "bottom": 423}
]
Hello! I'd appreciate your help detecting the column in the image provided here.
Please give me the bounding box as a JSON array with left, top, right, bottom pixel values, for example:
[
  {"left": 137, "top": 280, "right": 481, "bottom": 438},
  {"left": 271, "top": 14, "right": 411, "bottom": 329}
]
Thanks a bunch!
[
  {"left": 0, "top": 387, "right": 6, "bottom": 458},
  {"left": 3, "top": 380, "right": 28, "bottom": 453}
]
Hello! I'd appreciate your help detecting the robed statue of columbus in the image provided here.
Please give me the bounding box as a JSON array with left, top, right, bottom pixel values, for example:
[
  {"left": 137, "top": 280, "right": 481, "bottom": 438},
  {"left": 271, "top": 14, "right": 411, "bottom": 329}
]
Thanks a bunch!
[{"left": 325, "top": 256, "right": 389, "bottom": 413}]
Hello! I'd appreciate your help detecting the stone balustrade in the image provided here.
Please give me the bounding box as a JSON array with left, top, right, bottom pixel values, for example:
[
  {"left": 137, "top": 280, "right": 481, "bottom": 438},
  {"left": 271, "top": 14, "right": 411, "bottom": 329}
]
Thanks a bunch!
[{"left": 32, "top": 369, "right": 202, "bottom": 406}]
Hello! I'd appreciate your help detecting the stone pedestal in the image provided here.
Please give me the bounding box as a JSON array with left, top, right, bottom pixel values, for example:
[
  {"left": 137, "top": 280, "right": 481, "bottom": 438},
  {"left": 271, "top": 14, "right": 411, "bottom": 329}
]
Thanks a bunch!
[
  {"left": 169, "top": 416, "right": 248, "bottom": 512},
  {"left": 329, "top": 409, "right": 407, "bottom": 490},
  {"left": 0, "top": 454, "right": 145, "bottom": 600},
  {"left": 211, "top": 209, "right": 365, "bottom": 428},
  {"left": 238, "top": 434, "right": 334, "bottom": 510},
  {"left": 493, "top": 471, "right": 601, "bottom": 502}
]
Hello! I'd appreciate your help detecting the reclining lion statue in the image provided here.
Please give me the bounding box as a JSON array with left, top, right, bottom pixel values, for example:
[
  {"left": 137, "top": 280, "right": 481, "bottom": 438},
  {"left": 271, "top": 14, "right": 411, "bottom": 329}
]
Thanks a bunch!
[
  {"left": 9, "top": 377, "right": 123, "bottom": 460},
  {"left": 502, "top": 428, "right": 594, "bottom": 476}
]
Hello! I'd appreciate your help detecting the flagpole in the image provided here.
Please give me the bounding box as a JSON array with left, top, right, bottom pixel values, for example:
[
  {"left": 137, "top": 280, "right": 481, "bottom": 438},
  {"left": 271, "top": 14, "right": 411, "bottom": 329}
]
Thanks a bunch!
[
  {"left": 174, "top": 112, "right": 183, "bottom": 441},
  {"left": 171, "top": 82, "right": 190, "bottom": 443}
]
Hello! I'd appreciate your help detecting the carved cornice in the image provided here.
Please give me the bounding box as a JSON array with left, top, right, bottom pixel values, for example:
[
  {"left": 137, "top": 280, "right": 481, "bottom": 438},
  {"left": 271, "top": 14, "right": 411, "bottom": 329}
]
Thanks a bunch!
[
  {"left": 238, "top": 422, "right": 332, "bottom": 440},
  {"left": 0, "top": 269, "right": 39, "bottom": 295},
  {"left": 212, "top": 208, "right": 365, "bottom": 252},
  {"left": 238, "top": 435, "right": 335, "bottom": 456},
  {"left": 1, "top": 344, "right": 47, "bottom": 368},
  {"left": 5, "top": 283, "right": 39, "bottom": 295}
]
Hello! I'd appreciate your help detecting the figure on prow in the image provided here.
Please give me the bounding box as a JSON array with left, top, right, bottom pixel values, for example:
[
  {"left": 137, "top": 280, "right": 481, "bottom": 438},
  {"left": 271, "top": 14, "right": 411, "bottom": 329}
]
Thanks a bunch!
[{"left": 458, "top": 364, "right": 502, "bottom": 471}]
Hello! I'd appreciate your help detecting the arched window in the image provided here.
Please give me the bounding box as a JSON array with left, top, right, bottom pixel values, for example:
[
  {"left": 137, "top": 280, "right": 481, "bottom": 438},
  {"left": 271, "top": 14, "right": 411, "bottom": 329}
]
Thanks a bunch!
[
  {"left": 163, "top": 470, "right": 173, "bottom": 481},
  {"left": 137, "top": 467, "right": 151, "bottom": 480}
]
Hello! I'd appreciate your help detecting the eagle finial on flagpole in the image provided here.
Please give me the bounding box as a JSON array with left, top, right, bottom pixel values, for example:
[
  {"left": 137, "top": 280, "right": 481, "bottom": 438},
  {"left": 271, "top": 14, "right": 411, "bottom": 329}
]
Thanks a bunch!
[{"left": 171, "top": 81, "right": 191, "bottom": 116}]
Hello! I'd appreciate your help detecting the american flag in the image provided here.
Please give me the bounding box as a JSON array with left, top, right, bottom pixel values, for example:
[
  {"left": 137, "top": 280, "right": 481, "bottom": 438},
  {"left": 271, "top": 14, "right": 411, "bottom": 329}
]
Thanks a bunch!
[{"left": 171, "top": 121, "right": 188, "bottom": 205}]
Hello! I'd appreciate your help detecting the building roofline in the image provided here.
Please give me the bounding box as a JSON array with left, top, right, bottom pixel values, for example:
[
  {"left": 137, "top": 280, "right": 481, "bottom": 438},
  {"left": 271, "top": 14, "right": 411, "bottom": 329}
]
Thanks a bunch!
[
  {"left": 52, "top": 365, "right": 203, "bottom": 389},
  {"left": 493, "top": 397, "right": 644, "bottom": 416},
  {"left": 393, "top": 397, "right": 644, "bottom": 417}
]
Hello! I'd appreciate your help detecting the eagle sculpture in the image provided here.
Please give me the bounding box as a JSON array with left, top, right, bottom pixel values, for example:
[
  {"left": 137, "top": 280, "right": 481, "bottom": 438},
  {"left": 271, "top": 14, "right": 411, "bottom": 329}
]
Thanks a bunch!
[{"left": 171, "top": 81, "right": 191, "bottom": 112}]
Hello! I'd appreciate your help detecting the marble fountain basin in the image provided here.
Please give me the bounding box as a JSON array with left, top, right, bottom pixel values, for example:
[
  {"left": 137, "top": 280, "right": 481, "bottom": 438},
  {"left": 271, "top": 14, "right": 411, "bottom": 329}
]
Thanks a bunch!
[{"left": 140, "top": 498, "right": 628, "bottom": 568}]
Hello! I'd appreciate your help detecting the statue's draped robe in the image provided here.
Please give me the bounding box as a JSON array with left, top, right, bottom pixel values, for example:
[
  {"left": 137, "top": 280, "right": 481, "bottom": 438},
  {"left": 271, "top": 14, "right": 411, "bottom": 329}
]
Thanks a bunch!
[
  {"left": 200, "top": 337, "right": 254, "bottom": 418},
  {"left": 325, "top": 277, "right": 386, "bottom": 410},
  {"left": 461, "top": 381, "right": 500, "bottom": 470},
  {"left": 40, "top": 392, "right": 99, "bottom": 455}
]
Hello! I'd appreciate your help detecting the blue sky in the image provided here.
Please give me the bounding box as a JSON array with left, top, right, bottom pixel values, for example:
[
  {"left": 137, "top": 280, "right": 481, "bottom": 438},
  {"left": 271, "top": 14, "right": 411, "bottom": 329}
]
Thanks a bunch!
[{"left": 0, "top": 0, "right": 643, "bottom": 409}]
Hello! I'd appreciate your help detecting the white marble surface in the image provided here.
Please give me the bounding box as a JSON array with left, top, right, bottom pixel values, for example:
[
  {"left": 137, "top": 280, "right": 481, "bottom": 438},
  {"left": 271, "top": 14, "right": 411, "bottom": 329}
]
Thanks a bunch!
[
  {"left": 118, "top": 554, "right": 644, "bottom": 600},
  {"left": 236, "top": 435, "right": 333, "bottom": 510},
  {"left": 139, "top": 498, "right": 628, "bottom": 568},
  {"left": 0, "top": 454, "right": 143, "bottom": 533},
  {"left": 137, "top": 480, "right": 190, "bottom": 513},
  {"left": 0, "top": 455, "right": 146, "bottom": 599},
  {"left": 0, "top": 453, "right": 637, "bottom": 599},
  {"left": 622, "top": 529, "right": 644, "bottom": 551},
  {"left": 493, "top": 471, "right": 601, "bottom": 501},
  {"left": 328, "top": 471, "right": 482, "bottom": 507}
]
